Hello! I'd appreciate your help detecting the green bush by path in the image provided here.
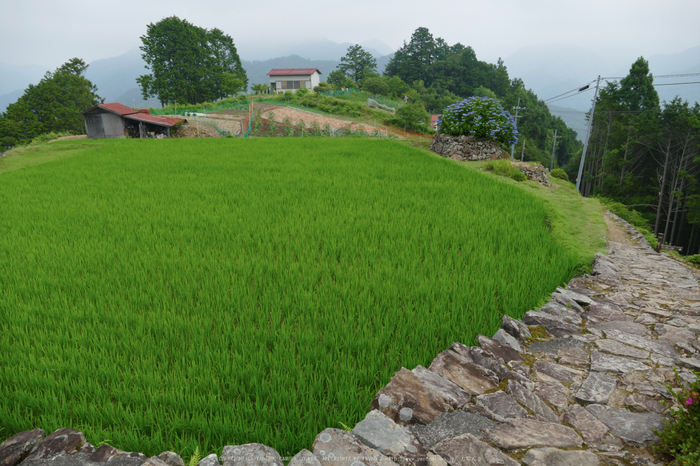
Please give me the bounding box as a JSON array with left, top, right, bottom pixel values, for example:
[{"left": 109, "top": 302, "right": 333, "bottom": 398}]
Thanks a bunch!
[{"left": 0, "top": 138, "right": 581, "bottom": 458}]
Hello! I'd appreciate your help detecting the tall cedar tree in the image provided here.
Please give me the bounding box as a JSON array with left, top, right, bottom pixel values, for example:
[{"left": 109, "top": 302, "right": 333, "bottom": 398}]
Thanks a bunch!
[
  {"left": 337, "top": 45, "right": 377, "bottom": 84},
  {"left": 137, "top": 16, "right": 247, "bottom": 106},
  {"left": 0, "top": 58, "right": 102, "bottom": 150}
]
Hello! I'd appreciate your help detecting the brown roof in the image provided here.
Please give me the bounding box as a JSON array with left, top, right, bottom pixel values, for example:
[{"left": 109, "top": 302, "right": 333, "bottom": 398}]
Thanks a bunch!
[
  {"left": 96, "top": 102, "right": 139, "bottom": 115},
  {"left": 123, "top": 113, "right": 185, "bottom": 128},
  {"left": 267, "top": 68, "right": 322, "bottom": 76},
  {"left": 82, "top": 103, "right": 185, "bottom": 127}
]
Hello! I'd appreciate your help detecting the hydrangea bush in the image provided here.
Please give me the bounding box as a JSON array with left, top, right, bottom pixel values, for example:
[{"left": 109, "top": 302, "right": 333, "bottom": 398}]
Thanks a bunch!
[
  {"left": 654, "top": 374, "right": 700, "bottom": 465},
  {"left": 437, "top": 96, "right": 518, "bottom": 145}
]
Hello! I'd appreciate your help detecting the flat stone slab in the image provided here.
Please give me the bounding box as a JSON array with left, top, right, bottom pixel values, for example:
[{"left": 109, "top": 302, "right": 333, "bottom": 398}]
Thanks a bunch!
[
  {"left": 352, "top": 410, "right": 426, "bottom": 466},
  {"left": 410, "top": 411, "right": 495, "bottom": 449},
  {"left": 24, "top": 429, "right": 86, "bottom": 462},
  {"left": 428, "top": 350, "right": 499, "bottom": 395},
  {"left": 492, "top": 329, "right": 523, "bottom": 353},
  {"left": 450, "top": 344, "right": 534, "bottom": 390},
  {"left": 594, "top": 339, "right": 650, "bottom": 359},
  {"left": 221, "top": 444, "right": 283, "bottom": 466},
  {"left": 604, "top": 329, "right": 679, "bottom": 358},
  {"left": 574, "top": 372, "right": 618, "bottom": 404},
  {"left": 539, "top": 301, "right": 584, "bottom": 324},
  {"left": 506, "top": 380, "right": 559, "bottom": 423},
  {"left": 0, "top": 429, "right": 45, "bottom": 466},
  {"left": 528, "top": 338, "right": 584, "bottom": 355},
  {"left": 477, "top": 335, "right": 523, "bottom": 363},
  {"left": 521, "top": 447, "right": 600, "bottom": 466},
  {"left": 590, "top": 351, "right": 650, "bottom": 374},
  {"left": 198, "top": 454, "right": 221, "bottom": 466},
  {"left": 501, "top": 315, "right": 531, "bottom": 342},
  {"left": 372, "top": 366, "right": 471, "bottom": 425},
  {"left": 475, "top": 391, "right": 527, "bottom": 421},
  {"left": 585, "top": 404, "right": 666, "bottom": 445},
  {"left": 555, "top": 287, "right": 594, "bottom": 305},
  {"left": 534, "top": 382, "right": 570, "bottom": 410},
  {"left": 592, "top": 321, "right": 650, "bottom": 336},
  {"left": 562, "top": 404, "right": 609, "bottom": 444},
  {"left": 157, "top": 453, "right": 184, "bottom": 466},
  {"left": 533, "top": 360, "right": 584, "bottom": 383},
  {"left": 313, "top": 429, "right": 398, "bottom": 466},
  {"left": 677, "top": 358, "right": 700, "bottom": 371},
  {"left": 484, "top": 419, "right": 583, "bottom": 450},
  {"left": 623, "top": 395, "right": 666, "bottom": 414},
  {"left": 288, "top": 450, "right": 321, "bottom": 466},
  {"left": 430, "top": 434, "right": 518, "bottom": 466},
  {"left": 656, "top": 324, "right": 697, "bottom": 346}
]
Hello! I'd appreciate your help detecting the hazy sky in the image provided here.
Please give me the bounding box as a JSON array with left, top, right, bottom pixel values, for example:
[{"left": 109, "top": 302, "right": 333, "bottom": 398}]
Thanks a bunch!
[{"left": 2, "top": 0, "right": 699, "bottom": 68}]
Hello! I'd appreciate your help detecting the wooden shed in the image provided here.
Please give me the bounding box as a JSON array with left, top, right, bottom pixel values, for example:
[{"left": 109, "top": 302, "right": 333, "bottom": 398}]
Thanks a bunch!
[{"left": 82, "top": 103, "right": 185, "bottom": 139}]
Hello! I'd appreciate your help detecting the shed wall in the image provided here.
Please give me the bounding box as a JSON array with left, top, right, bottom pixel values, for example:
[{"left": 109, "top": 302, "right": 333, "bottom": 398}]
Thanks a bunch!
[
  {"left": 102, "top": 113, "right": 126, "bottom": 138},
  {"left": 84, "top": 114, "right": 105, "bottom": 139}
]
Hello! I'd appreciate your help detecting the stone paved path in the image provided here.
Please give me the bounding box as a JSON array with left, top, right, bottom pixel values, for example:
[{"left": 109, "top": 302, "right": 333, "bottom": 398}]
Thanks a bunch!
[{"left": 2, "top": 214, "right": 699, "bottom": 466}]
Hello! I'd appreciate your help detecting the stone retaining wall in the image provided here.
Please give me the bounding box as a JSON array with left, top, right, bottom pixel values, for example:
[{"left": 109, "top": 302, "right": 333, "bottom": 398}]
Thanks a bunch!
[
  {"left": 2, "top": 214, "right": 700, "bottom": 466},
  {"left": 430, "top": 134, "right": 509, "bottom": 161}
]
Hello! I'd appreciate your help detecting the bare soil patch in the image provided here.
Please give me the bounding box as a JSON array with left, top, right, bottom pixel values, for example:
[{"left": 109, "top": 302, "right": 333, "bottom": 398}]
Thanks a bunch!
[
  {"left": 261, "top": 106, "right": 384, "bottom": 133},
  {"left": 172, "top": 122, "right": 222, "bottom": 138}
]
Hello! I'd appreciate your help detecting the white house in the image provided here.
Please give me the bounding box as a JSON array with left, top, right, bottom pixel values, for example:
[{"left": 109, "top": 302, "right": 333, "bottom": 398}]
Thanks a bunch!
[{"left": 267, "top": 68, "right": 322, "bottom": 93}]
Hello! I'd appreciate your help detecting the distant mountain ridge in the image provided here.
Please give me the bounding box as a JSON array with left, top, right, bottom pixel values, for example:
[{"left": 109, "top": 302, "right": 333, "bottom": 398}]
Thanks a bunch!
[
  {"left": 505, "top": 43, "right": 700, "bottom": 112},
  {"left": 0, "top": 41, "right": 394, "bottom": 111}
]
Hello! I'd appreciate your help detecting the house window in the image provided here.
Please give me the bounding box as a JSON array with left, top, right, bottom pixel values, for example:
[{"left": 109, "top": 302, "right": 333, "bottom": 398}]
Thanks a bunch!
[{"left": 280, "top": 80, "right": 306, "bottom": 90}]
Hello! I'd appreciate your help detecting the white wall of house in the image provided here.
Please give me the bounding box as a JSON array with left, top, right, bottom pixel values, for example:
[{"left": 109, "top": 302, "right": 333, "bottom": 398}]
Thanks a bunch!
[{"left": 270, "top": 72, "right": 321, "bottom": 93}]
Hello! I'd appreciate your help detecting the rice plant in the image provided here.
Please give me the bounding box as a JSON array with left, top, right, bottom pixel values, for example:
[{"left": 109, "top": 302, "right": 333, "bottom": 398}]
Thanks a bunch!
[{"left": 0, "top": 138, "right": 580, "bottom": 458}]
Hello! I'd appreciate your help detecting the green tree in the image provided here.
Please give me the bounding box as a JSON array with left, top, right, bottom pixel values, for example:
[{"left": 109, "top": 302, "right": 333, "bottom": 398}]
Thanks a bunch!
[
  {"left": 390, "top": 102, "right": 432, "bottom": 132},
  {"left": 337, "top": 44, "right": 377, "bottom": 84},
  {"left": 313, "top": 82, "right": 333, "bottom": 93},
  {"left": 251, "top": 84, "right": 270, "bottom": 95},
  {"left": 137, "top": 16, "right": 247, "bottom": 106},
  {"left": 327, "top": 70, "right": 355, "bottom": 89},
  {"left": 0, "top": 58, "right": 102, "bottom": 149},
  {"left": 361, "top": 76, "right": 390, "bottom": 96}
]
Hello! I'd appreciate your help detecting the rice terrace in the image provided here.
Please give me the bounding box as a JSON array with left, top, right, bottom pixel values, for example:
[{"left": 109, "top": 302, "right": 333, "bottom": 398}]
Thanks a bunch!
[{"left": 0, "top": 138, "right": 601, "bottom": 458}]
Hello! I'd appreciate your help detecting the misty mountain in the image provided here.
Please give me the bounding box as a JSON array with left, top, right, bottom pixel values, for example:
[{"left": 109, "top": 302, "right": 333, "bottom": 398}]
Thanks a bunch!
[
  {"left": 237, "top": 37, "right": 393, "bottom": 61},
  {"left": 0, "top": 39, "right": 395, "bottom": 112},
  {"left": 505, "top": 43, "right": 700, "bottom": 112},
  {"left": 547, "top": 105, "right": 588, "bottom": 142},
  {"left": 0, "top": 62, "right": 46, "bottom": 96}
]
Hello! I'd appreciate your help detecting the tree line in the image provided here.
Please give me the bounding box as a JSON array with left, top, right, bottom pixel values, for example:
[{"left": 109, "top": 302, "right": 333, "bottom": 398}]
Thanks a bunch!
[
  {"left": 0, "top": 16, "right": 248, "bottom": 150},
  {"left": 564, "top": 57, "right": 700, "bottom": 253},
  {"left": 327, "top": 27, "right": 582, "bottom": 169},
  {"left": 0, "top": 58, "right": 102, "bottom": 150}
]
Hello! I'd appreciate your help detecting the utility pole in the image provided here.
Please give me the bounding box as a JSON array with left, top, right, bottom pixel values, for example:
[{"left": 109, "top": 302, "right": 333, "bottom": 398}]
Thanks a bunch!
[
  {"left": 549, "top": 129, "right": 561, "bottom": 171},
  {"left": 576, "top": 76, "right": 602, "bottom": 192},
  {"left": 510, "top": 98, "right": 526, "bottom": 159}
]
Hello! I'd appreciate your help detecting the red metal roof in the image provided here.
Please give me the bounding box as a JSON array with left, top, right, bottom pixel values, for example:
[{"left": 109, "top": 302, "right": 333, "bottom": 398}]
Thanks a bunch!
[
  {"left": 123, "top": 113, "right": 185, "bottom": 128},
  {"left": 97, "top": 102, "right": 139, "bottom": 115},
  {"left": 267, "top": 68, "right": 322, "bottom": 76}
]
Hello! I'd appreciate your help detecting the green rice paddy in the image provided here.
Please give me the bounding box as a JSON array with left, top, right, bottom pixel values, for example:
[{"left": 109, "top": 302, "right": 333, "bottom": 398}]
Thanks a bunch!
[{"left": 0, "top": 138, "right": 581, "bottom": 458}]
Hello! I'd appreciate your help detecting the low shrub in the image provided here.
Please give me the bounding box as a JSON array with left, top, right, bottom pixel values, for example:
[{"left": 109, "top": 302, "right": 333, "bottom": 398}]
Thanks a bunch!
[
  {"left": 550, "top": 168, "right": 569, "bottom": 181},
  {"left": 485, "top": 159, "right": 526, "bottom": 182},
  {"left": 30, "top": 132, "right": 72, "bottom": 145},
  {"left": 654, "top": 372, "right": 700, "bottom": 465}
]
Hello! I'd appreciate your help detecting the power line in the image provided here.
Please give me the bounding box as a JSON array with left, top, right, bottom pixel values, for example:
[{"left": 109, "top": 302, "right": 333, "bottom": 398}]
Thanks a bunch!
[
  {"left": 653, "top": 81, "right": 700, "bottom": 87},
  {"left": 545, "top": 87, "right": 594, "bottom": 105},
  {"left": 543, "top": 81, "right": 596, "bottom": 103},
  {"left": 601, "top": 72, "right": 700, "bottom": 80}
]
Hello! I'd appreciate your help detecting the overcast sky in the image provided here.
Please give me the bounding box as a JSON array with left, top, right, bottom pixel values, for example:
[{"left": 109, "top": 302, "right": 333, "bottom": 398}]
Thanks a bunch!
[{"left": 2, "top": 0, "right": 699, "bottom": 69}]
